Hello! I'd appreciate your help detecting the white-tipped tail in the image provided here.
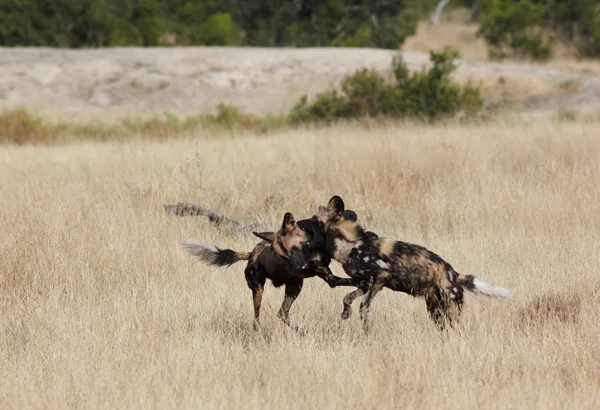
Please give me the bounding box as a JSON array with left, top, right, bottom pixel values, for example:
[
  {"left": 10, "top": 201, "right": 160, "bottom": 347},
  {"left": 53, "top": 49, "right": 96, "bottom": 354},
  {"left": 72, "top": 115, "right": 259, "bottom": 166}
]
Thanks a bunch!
[
  {"left": 181, "top": 239, "right": 219, "bottom": 264},
  {"left": 472, "top": 278, "right": 513, "bottom": 298}
]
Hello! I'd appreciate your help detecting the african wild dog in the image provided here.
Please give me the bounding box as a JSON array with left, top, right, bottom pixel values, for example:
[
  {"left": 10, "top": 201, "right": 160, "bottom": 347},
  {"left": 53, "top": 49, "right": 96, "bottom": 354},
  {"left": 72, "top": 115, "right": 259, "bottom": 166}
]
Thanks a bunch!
[
  {"left": 297, "top": 196, "right": 513, "bottom": 330},
  {"left": 182, "top": 211, "right": 362, "bottom": 329}
]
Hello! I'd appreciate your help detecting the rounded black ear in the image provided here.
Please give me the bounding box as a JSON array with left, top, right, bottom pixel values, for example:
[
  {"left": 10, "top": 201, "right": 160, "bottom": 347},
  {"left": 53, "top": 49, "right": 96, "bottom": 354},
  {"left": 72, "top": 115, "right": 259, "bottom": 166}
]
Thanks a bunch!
[
  {"left": 327, "top": 196, "right": 345, "bottom": 216},
  {"left": 342, "top": 209, "right": 357, "bottom": 222},
  {"left": 281, "top": 212, "right": 296, "bottom": 234},
  {"left": 365, "top": 231, "right": 379, "bottom": 241},
  {"left": 253, "top": 231, "right": 274, "bottom": 243}
]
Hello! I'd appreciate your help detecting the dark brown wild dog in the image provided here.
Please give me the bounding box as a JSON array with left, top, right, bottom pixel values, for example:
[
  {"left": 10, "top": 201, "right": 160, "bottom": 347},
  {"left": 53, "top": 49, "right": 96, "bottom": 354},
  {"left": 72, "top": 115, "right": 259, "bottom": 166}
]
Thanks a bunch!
[
  {"left": 297, "top": 196, "right": 513, "bottom": 331},
  {"left": 181, "top": 212, "right": 363, "bottom": 329}
]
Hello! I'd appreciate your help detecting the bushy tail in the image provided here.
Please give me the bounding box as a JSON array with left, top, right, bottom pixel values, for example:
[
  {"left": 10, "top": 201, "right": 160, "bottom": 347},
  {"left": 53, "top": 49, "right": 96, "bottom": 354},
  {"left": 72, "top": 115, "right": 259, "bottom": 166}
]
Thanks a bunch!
[
  {"left": 181, "top": 240, "right": 250, "bottom": 268},
  {"left": 458, "top": 273, "right": 513, "bottom": 298}
]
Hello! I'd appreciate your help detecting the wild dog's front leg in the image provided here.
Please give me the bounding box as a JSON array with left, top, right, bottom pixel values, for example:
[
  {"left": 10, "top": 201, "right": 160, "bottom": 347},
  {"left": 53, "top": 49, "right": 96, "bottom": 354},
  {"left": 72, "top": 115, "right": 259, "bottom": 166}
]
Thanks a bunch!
[
  {"left": 277, "top": 279, "right": 303, "bottom": 327},
  {"left": 359, "top": 271, "right": 390, "bottom": 332},
  {"left": 313, "top": 265, "right": 370, "bottom": 320},
  {"left": 245, "top": 265, "right": 266, "bottom": 330},
  {"left": 341, "top": 288, "right": 366, "bottom": 320},
  {"left": 340, "top": 276, "right": 374, "bottom": 320},
  {"left": 251, "top": 286, "right": 264, "bottom": 330},
  {"left": 314, "top": 265, "right": 363, "bottom": 288}
]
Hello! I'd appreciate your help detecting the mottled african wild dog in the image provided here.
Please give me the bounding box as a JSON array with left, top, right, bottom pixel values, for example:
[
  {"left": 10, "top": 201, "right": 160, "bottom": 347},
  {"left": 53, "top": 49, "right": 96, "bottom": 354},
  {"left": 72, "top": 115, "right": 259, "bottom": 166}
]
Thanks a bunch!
[
  {"left": 182, "top": 212, "right": 361, "bottom": 329},
  {"left": 297, "top": 196, "right": 513, "bottom": 330}
]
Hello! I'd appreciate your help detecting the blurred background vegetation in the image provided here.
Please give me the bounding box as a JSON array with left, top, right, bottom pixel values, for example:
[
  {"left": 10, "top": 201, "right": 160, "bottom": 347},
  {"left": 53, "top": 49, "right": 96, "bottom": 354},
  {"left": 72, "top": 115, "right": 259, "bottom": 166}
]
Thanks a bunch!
[{"left": 1, "top": 1, "right": 598, "bottom": 59}]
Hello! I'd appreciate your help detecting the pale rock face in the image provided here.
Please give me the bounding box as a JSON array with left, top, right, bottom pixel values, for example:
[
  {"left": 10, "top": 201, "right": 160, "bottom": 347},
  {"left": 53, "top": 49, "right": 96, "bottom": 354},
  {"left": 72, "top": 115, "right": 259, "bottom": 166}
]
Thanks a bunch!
[{"left": 1, "top": 47, "right": 597, "bottom": 117}]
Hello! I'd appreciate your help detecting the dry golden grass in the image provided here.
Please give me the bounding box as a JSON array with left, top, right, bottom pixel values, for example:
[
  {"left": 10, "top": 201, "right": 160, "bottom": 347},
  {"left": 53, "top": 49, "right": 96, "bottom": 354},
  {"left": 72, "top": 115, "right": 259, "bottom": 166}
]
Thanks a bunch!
[
  {"left": 1, "top": 117, "right": 600, "bottom": 409},
  {"left": 452, "top": 72, "right": 587, "bottom": 113},
  {"left": 403, "top": 9, "right": 489, "bottom": 61}
]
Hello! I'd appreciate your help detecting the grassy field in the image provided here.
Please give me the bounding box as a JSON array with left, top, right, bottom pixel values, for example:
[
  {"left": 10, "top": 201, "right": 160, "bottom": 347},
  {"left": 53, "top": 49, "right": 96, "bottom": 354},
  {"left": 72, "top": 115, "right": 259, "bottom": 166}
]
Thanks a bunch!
[{"left": 1, "top": 118, "right": 599, "bottom": 409}]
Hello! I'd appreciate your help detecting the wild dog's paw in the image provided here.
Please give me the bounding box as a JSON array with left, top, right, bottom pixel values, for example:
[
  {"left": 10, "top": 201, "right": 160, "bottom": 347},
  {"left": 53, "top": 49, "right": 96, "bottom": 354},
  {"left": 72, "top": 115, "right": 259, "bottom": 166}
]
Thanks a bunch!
[{"left": 325, "top": 276, "right": 341, "bottom": 288}]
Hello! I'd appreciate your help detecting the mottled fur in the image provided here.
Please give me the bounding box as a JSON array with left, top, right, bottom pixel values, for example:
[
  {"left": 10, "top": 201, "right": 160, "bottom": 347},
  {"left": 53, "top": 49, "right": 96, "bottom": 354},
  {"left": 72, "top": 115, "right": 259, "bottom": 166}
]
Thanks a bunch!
[{"left": 298, "top": 196, "right": 512, "bottom": 330}]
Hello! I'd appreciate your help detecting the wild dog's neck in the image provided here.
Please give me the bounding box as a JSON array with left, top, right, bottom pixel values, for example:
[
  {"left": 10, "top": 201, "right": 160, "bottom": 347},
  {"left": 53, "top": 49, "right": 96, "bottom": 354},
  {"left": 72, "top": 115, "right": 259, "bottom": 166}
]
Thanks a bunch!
[
  {"left": 332, "top": 237, "right": 362, "bottom": 265},
  {"left": 329, "top": 223, "right": 368, "bottom": 265}
]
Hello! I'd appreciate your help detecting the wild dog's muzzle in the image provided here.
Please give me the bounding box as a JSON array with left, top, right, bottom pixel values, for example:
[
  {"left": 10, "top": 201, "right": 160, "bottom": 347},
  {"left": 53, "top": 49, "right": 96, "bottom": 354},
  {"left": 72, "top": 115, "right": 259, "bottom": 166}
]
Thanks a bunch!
[
  {"left": 289, "top": 247, "right": 309, "bottom": 272},
  {"left": 297, "top": 216, "right": 324, "bottom": 252},
  {"left": 297, "top": 209, "right": 357, "bottom": 252}
]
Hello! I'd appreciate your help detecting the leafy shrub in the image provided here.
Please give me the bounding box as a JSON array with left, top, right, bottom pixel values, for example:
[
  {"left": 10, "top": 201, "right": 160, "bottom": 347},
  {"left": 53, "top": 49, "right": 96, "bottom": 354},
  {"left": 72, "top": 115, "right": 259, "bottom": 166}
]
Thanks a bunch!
[
  {"left": 192, "top": 13, "right": 242, "bottom": 46},
  {"left": 202, "top": 104, "right": 288, "bottom": 133},
  {"left": 478, "top": 0, "right": 553, "bottom": 61},
  {"left": 289, "top": 47, "right": 484, "bottom": 124},
  {"left": 478, "top": 0, "right": 600, "bottom": 59},
  {"left": 572, "top": 1, "right": 600, "bottom": 57},
  {"left": 338, "top": 27, "right": 374, "bottom": 48},
  {"left": 0, "top": 108, "right": 50, "bottom": 144}
]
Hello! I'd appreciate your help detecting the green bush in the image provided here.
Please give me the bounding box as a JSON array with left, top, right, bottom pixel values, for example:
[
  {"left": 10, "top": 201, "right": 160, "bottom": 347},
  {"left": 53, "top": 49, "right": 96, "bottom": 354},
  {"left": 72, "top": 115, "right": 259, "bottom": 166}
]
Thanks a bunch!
[
  {"left": 478, "top": 0, "right": 600, "bottom": 59},
  {"left": 0, "top": 108, "right": 49, "bottom": 144},
  {"left": 188, "top": 12, "right": 242, "bottom": 46},
  {"left": 338, "top": 27, "right": 374, "bottom": 48},
  {"left": 478, "top": 0, "right": 553, "bottom": 61},
  {"left": 289, "top": 47, "right": 484, "bottom": 124},
  {"left": 572, "top": 1, "right": 600, "bottom": 57}
]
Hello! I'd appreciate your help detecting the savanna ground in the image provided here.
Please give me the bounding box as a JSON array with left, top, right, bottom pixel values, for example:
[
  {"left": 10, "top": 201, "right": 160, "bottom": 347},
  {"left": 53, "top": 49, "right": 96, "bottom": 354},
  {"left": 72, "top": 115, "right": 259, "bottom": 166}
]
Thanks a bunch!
[
  {"left": 2, "top": 118, "right": 600, "bottom": 409},
  {"left": 2, "top": 8, "right": 600, "bottom": 409}
]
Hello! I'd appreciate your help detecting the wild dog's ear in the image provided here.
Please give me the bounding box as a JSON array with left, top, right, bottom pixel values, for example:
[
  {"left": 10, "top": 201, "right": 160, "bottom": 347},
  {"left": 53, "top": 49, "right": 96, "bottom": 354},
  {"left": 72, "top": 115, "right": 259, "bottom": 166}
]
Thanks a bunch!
[
  {"left": 253, "top": 231, "right": 274, "bottom": 243},
  {"left": 281, "top": 212, "right": 296, "bottom": 235},
  {"left": 365, "top": 231, "right": 379, "bottom": 241},
  {"left": 342, "top": 209, "right": 357, "bottom": 222},
  {"left": 327, "top": 196, "right": 345, "bottom": 217}
]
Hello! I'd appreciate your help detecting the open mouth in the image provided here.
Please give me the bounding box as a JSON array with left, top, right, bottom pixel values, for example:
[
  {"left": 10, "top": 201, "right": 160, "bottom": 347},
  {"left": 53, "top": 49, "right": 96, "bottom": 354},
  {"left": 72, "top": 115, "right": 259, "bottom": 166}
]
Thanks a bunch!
[
  {"left": 289, "top": 247, "right": 309, "bottom": 272},
  {"left": 297, "top": 221, "right": 311, "bottom": 233}
]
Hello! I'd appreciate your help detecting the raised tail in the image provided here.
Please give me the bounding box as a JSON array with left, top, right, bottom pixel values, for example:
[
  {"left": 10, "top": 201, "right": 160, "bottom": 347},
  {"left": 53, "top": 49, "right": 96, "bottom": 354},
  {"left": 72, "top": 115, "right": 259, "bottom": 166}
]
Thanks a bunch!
[
  {"left": 457, "top": 273, "right": 513, "bottom": 298},
  {"left": 181, "top": 240, "right": 250, "bottom": 268}
]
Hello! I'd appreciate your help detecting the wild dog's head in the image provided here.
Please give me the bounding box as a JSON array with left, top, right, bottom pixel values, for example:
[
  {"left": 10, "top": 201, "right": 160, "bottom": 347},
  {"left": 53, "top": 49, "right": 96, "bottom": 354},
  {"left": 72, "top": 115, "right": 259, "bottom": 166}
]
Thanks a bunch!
[
  {"left": 253, "top": 212, "right": 310, "bottom": 272},
  {"left": 297, "top": 196, "right": 374, "bottom": 263}
]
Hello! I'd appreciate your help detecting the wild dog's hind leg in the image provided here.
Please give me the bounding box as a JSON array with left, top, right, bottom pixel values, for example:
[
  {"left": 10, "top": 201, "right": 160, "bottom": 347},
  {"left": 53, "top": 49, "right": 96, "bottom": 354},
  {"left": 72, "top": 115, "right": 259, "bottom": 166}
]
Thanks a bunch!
[
  {"left": 252, "top": 287, "right": 264, "bottom": 330},
  {"left": 277, "top": 279, "right": 303, "bottom": 327},
  {"left": 425, "top": 291, "right": 444, "bottom": 330},
  {"left": 446, "top": 284, "right": 465, "bottom": 328},
  {"left": 245, "top": 265, "right": 266, "bottom": 330},
  {"left": 426, "top": 285, "right": 460, "bottom": 331},
  {"left": 359, "top": 272, "right": 389, "bottom": 332}
]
